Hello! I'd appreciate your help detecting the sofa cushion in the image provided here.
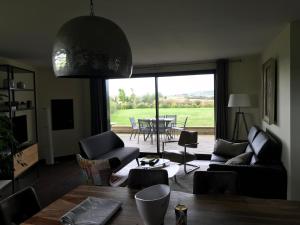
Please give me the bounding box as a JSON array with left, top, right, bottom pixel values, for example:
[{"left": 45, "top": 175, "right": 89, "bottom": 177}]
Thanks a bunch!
[
  {"left": 213, "top": 139, "right": 248, "bottom": 158},
  {"left": 251, "top": 132, "right": 281, "bottom": 163},
  {"left": 76, "top": 154, "right": 112, "bottom": 186},
  {"left": 96, "top": 147, "right": 140, "bottom": 171},
  {"left": 210, "top": 153, "right": 230, "bottom": 163},
  {"left": 225, "top": 152, "right": 253, "bottom": 165},
  {"left": 250, "top": 154, "right": 259, "bottom": 165},
  {"left": 247, "top": 126, "right": 260, "bottom": 143}
]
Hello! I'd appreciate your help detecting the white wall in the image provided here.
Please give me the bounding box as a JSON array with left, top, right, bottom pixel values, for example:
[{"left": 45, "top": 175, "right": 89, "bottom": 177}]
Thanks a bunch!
[
  {"left": 228, "top": 55, "right": 261, "bottom": 139},
  {"left": 261, "top": 25, "right": 291, "bottom": 198},
  {"left": 290, "top": 21, "right": 300, "bottom": 200},
  {"left": 35, "top": 68, "right": 90, "bottom": 159}
]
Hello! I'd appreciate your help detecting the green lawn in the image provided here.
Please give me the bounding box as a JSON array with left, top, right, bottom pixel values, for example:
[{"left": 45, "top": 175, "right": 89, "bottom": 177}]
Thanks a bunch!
[{"left": 110, "top": 108, "right": 214, "bottom": 127}]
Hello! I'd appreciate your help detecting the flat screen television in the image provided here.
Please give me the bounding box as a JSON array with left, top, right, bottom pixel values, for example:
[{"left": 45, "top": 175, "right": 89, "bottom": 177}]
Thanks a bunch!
[{"left": 12, "top": 115, "right": 28, "bottom": 145}]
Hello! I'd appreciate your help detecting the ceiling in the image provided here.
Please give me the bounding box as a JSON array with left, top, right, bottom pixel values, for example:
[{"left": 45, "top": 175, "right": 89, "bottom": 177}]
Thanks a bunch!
[{"left": 0, "top": 0, "right": 300, "bottom": 68}]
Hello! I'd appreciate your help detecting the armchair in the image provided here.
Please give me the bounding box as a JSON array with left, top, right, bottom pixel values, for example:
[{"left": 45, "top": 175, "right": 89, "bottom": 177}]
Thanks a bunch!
[{"left": 162, "top": 130, "right": 199, "bottom": 174}]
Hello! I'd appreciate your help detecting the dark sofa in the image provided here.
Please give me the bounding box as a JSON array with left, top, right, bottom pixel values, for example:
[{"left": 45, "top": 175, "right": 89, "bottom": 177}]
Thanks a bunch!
[
  {"left": 208, "top": 126, "right": 287, "bottom": 199},
  {"left": 79, "top": 131, "right": 140, "bottom": 172}
]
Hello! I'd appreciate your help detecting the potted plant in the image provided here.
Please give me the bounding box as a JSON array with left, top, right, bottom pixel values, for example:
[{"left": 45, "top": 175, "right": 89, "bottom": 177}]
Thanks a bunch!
[
  {"left": 0, "top": 116, "right": 16, "bottom": 178},
  {"left": 0, "top": 94, "right": 17, "bottom": 178}
]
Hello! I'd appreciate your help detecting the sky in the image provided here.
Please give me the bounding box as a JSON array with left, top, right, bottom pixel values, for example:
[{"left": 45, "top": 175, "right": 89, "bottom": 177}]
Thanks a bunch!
[{"left": 108, "top": 74, "right": 214, "bottom": 97}]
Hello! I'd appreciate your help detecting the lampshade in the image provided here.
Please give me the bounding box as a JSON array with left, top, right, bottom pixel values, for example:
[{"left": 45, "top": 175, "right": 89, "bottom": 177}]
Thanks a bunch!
[
  {"left": 52, "top": 15, "right": 132, "bottom": 78},
  {"left": 228, "top": 94, "right": 251, "bottom": 107}
]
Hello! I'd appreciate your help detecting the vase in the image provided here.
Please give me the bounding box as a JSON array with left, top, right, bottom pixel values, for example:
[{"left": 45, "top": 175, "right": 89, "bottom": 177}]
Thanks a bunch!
[{"left": 135, "top": 184, "right": 170, "bottom": 225}]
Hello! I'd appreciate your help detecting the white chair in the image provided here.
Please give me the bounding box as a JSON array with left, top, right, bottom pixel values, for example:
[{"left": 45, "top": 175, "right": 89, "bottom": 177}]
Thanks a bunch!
[{"left": 129, "top": 117, "right": 139, "bottom": 140}]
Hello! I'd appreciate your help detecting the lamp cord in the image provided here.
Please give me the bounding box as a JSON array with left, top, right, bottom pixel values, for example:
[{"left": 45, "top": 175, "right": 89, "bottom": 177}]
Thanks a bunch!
[{"left": 90, "top": 0, "right": 95, "bottom": 16}]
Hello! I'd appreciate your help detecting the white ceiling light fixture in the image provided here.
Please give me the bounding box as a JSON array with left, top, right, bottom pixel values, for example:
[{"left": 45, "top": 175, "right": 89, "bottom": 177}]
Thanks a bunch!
[{"left": 52, "top": 0, "right": 132, "bottom": 79}]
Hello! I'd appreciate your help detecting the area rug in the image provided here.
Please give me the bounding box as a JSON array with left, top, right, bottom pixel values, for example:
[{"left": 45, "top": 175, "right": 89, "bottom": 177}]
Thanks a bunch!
[{"left": 112, "top": 159, "right": 210, "bottom": 193}]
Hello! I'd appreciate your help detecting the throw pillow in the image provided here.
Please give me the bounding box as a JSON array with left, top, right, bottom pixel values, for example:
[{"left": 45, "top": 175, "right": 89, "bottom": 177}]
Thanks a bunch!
[
  {"left": 214, "top": 139, "right": 248, "bottom": 158},
  {"left": 225, "top": 152, "right": 253, "bottom": 165},
  {"left": 76, "top": 154, "right": 112, "bottom": 186}
]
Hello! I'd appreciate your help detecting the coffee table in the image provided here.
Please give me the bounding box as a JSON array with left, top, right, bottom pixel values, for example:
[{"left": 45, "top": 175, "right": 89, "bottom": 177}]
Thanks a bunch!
[
  {"left": 112, "top": 158, "right": 180, "bottom": 186},
  {"left": 138, "top": 158, "right": 180, "bottom": 179}
]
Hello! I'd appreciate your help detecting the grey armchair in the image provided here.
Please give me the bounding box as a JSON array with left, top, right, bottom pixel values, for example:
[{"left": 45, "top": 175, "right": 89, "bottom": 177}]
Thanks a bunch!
[{"left": 79, "top": 131, "right": 140, "bottom": 172}]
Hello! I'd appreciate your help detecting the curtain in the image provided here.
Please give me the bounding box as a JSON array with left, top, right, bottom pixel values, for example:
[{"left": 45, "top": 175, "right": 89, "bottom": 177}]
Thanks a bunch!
[
  {"left": 215, "top": 59, "right": 229, "bottom": 139},
  {"left": 90, "top": 79, "right": 109, "bottom": 135}
]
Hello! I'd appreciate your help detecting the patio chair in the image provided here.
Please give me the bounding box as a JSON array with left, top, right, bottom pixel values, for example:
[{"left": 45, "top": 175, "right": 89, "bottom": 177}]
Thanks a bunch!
[
  {"left": 129, "top": 117, "right": 139, "bottom": 140},
  {"left": 172, "top": 116, "right": 188, "bottom": 136},
  {"left": 162, "top": 130, "right": 199, "bottom": 174},
  {"left": 151, "top": 119, "right": 172, "bottom": 141},
  {"left": 166, "top": 115, "right": 177, "bottom": 137},
  {"left": 137, "top": 119, "right": 152, "bottom": 143}
]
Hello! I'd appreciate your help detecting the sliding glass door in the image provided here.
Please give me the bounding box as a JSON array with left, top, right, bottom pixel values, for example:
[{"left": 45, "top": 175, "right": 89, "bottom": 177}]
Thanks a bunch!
[
  {"left": 108, "top": 77, "right": 157, "bottom": 153},
  {"left": 107, "top": 72, "right": 215, "bottom": 154},
  {"left": 157, "top": 75, "right": 215, "bottom": 155}
]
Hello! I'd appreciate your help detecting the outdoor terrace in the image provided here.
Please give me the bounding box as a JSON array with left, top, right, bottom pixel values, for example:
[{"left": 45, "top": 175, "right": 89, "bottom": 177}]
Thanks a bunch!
[{"left": 113, "top": 128, "right": 215, "bottom": 155}]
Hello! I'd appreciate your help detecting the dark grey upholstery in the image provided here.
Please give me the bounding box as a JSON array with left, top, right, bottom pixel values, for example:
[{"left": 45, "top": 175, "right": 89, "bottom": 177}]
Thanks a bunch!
[
  {"left": 250, "top": 131, "right": 281, "bottom": 163},
  {"left": 79, "top": 131, "right": 140, "bottom": 172},
  {"left": 100, "top": 147, "right": 140, "bottom": 171},
  {"left": 127, "top": 169, "right": 169, "bottom": 190},
  {"left": 0, "top": 186, "right": 41, "bottom": 225},
  {"left": 209, "top": 126, "right": 287, "bottom": 199},
  {"left": 193, "top": 171, "right": 238, "bottom": 195}
]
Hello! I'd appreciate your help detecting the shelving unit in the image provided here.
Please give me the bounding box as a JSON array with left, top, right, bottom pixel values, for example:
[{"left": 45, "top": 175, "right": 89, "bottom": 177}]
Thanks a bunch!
[{"left": 0, "top": 65, "right": 38, "bottom": 192}]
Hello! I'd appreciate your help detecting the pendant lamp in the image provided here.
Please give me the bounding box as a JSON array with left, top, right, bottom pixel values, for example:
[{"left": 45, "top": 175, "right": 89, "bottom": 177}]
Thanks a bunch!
[{"left": 52, "top": 0, "right": 132, "bottom": 78}]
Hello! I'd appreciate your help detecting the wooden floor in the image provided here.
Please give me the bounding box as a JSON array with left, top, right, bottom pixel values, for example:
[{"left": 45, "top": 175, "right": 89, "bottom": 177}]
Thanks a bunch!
[
  {"left": 117, "top": 133, "right": 215, "bottom": 154},
  {"left": 0, "top": 158, "right": 211, "bottom": 208}
]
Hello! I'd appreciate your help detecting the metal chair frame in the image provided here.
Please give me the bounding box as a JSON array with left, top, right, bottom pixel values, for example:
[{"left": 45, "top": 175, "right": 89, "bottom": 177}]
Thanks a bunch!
[{"left": 162, "top": 140, "right": 199, "bottom": 174}]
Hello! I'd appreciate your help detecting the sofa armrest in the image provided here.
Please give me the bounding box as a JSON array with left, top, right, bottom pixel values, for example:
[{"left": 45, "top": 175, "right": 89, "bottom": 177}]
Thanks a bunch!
[{"left": 208, "top": 163, "right": 287, "bottom": 199}]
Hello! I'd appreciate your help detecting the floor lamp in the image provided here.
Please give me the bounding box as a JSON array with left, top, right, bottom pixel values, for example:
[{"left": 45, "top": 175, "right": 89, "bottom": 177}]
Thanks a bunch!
[{"left": 228, "top": 94, "right": 251, "bottom": 140}]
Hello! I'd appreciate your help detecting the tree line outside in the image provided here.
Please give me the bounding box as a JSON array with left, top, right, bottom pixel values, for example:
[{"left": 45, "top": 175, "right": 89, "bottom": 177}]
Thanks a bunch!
[{"left": 110, "top": 88, "right": 215, "bottom": 127}]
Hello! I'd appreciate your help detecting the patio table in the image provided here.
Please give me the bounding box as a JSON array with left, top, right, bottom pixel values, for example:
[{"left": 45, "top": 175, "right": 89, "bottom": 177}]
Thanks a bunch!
[{"left": 139, "top": 118, "right": 175, "bottom": 142}]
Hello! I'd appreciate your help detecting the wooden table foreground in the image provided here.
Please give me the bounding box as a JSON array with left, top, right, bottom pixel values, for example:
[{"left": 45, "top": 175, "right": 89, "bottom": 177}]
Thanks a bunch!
[{"left": 22, "top": 185, "right": 300, "bottom": 225}]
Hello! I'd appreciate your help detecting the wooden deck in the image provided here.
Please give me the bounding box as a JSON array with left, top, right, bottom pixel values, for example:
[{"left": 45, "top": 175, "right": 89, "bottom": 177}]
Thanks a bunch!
[{"left": 116, "top": 133, "right": 215, "bottom": 154}]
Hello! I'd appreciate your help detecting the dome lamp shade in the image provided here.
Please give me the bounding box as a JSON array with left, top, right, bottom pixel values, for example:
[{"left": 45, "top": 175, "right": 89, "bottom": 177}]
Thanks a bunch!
[{"left": 52, "top": 2, "right": 132, "bottom": 79}]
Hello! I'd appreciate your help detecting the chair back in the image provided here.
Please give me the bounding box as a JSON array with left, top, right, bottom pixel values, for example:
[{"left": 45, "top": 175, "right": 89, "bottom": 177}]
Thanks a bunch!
[
  {"left": 193, "top": 171, "right": 238, "bottom": 195},
  {"left": 79, "top": 131, "right": 124, "bottom": 159},
  {"left": 129, "top": 117, "right": 137, "bottom": 129},
  {"left": 0, "top": 186, "right": 41, "bottom": 225},
  {"left": 138, "top": 119, "right": 151, "bottom": 131},
  {"left": 178, "top": 130, "right": 198, "bottom": 148},
  {"left": 151, "top": 120, "right": 167, "bottom": 133},
  {"left": 166, "top": 115, "right": 177, "bottom": 126},
  {"left": 183, "top": 116, "right": 188, "bottom": 128},
  {"left": 128, "top": 169, "right": 169, "bottom": 190}
]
